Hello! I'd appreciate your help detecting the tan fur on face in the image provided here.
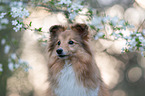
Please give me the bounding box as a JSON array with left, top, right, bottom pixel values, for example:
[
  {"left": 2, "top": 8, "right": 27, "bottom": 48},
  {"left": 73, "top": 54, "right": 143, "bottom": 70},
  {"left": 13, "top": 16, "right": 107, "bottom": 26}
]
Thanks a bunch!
[{"left": 47, "top": 24, "right": 109, "bottom": 96}]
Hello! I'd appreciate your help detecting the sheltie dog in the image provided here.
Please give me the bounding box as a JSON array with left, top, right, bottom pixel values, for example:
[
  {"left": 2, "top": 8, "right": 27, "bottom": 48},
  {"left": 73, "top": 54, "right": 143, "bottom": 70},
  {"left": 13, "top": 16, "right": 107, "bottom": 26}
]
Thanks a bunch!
[{"left": 47, "top": 23, "right": 109, "bottom": 96}]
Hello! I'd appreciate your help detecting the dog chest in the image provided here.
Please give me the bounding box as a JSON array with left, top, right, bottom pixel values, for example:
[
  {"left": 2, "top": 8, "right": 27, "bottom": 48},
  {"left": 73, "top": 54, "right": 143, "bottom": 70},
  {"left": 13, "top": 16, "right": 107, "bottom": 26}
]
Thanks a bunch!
[{"left": 54, "top": 61, "right": 99, "bottom": 96}]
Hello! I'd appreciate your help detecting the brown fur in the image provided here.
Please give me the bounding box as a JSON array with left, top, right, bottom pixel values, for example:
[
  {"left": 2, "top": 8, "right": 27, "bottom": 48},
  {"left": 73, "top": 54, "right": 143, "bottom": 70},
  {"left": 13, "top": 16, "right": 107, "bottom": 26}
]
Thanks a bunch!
[{"left": 47, "top": 24, "right": 109, "bottom": 96}]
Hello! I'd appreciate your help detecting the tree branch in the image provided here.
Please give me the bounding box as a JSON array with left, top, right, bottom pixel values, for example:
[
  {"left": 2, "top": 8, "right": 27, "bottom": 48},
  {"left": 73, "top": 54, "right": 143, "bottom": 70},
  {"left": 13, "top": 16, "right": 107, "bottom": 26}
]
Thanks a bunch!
[{"left": 137, "top": 19, "right": 145, "bottom": 32}]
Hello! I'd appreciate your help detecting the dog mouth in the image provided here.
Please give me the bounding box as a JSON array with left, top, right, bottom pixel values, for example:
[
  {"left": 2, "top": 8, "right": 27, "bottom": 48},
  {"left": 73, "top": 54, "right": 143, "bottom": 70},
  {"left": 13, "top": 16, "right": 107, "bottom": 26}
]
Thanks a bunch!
[
  {"left": 57, "top": 54, "right": 70, "bottom": 58},
  {"left": 56, "top": 48, "right": 70, "bottom": 59}
]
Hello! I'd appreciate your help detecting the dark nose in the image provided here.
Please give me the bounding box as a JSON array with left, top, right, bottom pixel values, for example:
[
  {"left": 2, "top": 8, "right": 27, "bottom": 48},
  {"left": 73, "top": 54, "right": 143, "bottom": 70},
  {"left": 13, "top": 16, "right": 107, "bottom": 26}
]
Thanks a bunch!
[{"left": 56, "top": 48, "right": 63, "bottom": 54}]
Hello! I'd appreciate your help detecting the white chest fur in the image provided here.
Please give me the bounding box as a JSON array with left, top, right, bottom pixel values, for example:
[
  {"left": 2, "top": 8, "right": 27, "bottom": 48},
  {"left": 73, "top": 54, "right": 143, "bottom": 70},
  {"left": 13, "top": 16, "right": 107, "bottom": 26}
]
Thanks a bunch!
[{"left": 54, "top": 60, "right": 99, "bottom": 96}]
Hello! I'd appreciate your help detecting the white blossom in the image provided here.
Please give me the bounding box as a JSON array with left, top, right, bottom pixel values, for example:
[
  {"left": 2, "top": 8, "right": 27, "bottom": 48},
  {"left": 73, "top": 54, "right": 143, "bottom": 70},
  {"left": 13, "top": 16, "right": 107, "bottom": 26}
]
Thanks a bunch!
[
  {"left": 122, "top": 30, "right": 145, "bottom": 53},
  {"left": 90, "top": 16, "right": 104, "bottom": 30},
  {"left": 15, "top": 64, "right": 20, "bottom": 68},
  {"left": 94, "top": 32, "right": 104, "bottom": 40},
  {"left": 1, "top": 18, "right": 9, "bottom": 24},
  {"left": 139, "top": 47, "right": 144, "bottom": 56},
  {"left": 12, "top": 20, "right": 18, "bottom": 25},
  {"left": 127, "top": 24, "right": 134, "bottom": 28},
  {"left": 143, "top": 29, "right": 145, "bottom": 36},
  {"left": 139, "top": 36, "right": 144, "bottom": 41},
  {"left": 102, "top": 16, "right": 110, "bottom": 23},
  {"left": 0, "top": 6, "right": 4, "bottom": 11},
  {"left": 141, "top": 51, "right": 144, "bottom": 56},
  {"left": 121, "top": 47, "right": 126, "bottom": 53},
  {"left": 0, "top": 12, "right": 6, "bottom": 19},
  {"left": 13, "top": 24, "right": 23, "bottom": 32},
  {"left": 10, "top": 6, "right": 29, "bottom": 18},
  {"left": 10, "top": 1, "right": 23, "bottom": 7},
  {"left": 96, "top": 25, "right": 103, "bottom": 29},
  {"left": 0, "top": 64, "right": 3, "bottom": 72},
  {"left": 130, "top": 31, "right": 135, "bottom": 35},
  {"left": 11, "top": 53, "right": 17, "bottom": 60},
  {"left": 94, "top": 35, "right": 99, "bottom": 40},
  {"left": 1, "top": 13, "right": 7, "bottom": 16},
  {"left": 141, "top": 39, "right": 145, "bottom": 46},
  {"left": 11, "top": 7, "right": 19, "bottom": 18},
  {"left": 91, "top": 16, "right": 102, "bottom": 26},
  {"left": 67, "top": 8, "right": 72, "bottom": 13},
  {"left": 112, "top": 32, "right": 120, "bottom": 39},
  {"left": 8, "top": 58, "right": 11, "bottom": 62},
  {"left": 18, "top": 59, "right": 30, "bottom": 71},
  {"left": 22, "top": 8, "right": 29, "bottom": 17},
  {"left": 17, "top": 1, "right": 23, "bottom": 7},
  {"left": 69, "top": 12, "right": 77, "bottom": 20},
  {"left": 110, "top": 16, "right": 119, "bottom": 26},
  {"left": 8, "top": 62, "right": 14, "bottom": 71},
  {"left": 70, "top": 3, "right": 83, "bottom": 11},
  {"left": 129, "top": 38, "right": 137, "bottom": 47},
  {"left": 1, "top": 39, "right": 6, "bottom": 45},
  {"left": 13, "top": 27, "right": 19, "bottom": 32},
  {"left": 4, "top": 45, "right": 10, "bottom": 54},
  {"left": 118, "top": 20, "right": 125, "bottom": 26},
  {"left": 136, "top": 33, "right": 142, "bottom": 37},
  {"left": 140, "top": 47, "right": 144, "bottom": 51},
  {"left": 17, "top": 24, "right": 22, "bottom": 28},
  {"left": 43, "top": 0, "right": 50, "bottom": 3},
  {"left": 97, "top": 32, "right": 104, "bottom": 37},
  {"left": 18, "top": 59, "right": 24, "bottom": 64},
  {"left": 58, "top": 0, "right": 71, "bottom": 6},
  {"left": 24, "top": 67, "right": 29, "bottom": 72},
  {"left": 128, "top": 46, "right": 134, "bottom": 52},
  {"left": 124, "top": 36, "right": 131, "bottom": 40}
]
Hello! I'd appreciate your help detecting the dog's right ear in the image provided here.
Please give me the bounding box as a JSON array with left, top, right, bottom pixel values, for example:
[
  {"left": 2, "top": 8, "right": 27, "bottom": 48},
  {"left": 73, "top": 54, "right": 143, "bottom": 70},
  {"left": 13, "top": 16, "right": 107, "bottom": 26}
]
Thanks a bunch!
[{"left": 49, "top": 25, "right": 66, "bottom": 38}]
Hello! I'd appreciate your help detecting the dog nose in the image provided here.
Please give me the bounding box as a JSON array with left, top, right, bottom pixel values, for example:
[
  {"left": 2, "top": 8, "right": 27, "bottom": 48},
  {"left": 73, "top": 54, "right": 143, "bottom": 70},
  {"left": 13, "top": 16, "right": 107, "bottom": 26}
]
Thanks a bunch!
[{"left": 56, "top": 48, "right": 63, "bottom": 54}]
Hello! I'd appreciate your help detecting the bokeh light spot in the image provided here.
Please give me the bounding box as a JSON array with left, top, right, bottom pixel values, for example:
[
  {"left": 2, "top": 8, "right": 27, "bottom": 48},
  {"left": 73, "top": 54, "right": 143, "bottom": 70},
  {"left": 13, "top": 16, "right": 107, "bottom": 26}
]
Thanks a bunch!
[
  {"left": 127, "top": 67, "right": 142, "bottom": 82},
  {"left": 112, "top": 90, "right": 126, "bottom": 96}
]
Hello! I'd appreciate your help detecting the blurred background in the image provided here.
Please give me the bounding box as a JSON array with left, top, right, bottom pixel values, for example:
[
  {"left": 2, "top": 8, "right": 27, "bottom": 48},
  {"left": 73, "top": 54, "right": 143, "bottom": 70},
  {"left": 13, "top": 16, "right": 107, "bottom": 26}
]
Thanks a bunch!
[{"left": 0, "top": 0, "right": 145, "bottom": 96}]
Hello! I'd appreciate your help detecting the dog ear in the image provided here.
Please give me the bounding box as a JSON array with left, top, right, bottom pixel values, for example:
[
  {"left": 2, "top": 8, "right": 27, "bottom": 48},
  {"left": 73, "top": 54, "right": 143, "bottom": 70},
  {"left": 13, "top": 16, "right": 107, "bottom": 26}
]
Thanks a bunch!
[
  {"left": 71, "top": 23, "right": 89, "bottom": 40},
  {"left": 49, "top": 25, "right": 66, "bottom": 38}
]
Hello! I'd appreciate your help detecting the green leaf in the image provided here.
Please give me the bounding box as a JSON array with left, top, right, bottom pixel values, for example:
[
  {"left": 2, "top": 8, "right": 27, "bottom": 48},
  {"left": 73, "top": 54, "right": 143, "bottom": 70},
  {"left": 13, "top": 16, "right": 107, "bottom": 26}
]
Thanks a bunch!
[
  {"left": 102, "top": 34, "right": 105, "bottom": 38},
  {"left": 35, "top": 28, "right": 42, "bottom": 32},
  {"left": 23, "top": 27, "right": 27, "bottom": 30},
  {"left": 136, "top": 42, "right": 142, "bottom": 48},
  {"left": 78, "top": 9, "right": 82, "bottom": 11},
  {"left": 29, "top": 21, "right": 32, "bottom": 27},
  {"left": 125, "top": 49, "right": 129, "bottom": 52},
  {"left": 17, "top": 20, "right": 20, "bottom": 23},
  {"left": 38, "top": 39, "right": 47, "bottom": 43},
  {"left": 44, "top": 40, "right": 47, "bottom": 43},
  {"left": 96, "top": 28, "right": 100, "bottom": 32},
  {"left": 135, "top": 38, "right": 139, "bottom": 42},
  {"left": 89, "top": 25, "right": 95, "bottom": 30},
  {"left": 109, "top": 22, "right": 113, "bottom": 26},
  {"left": 87, "top": 10, "right": 93, "bottom": 16},
  {"left": 119, "top": 33, "right": 123, "bottom": 37},
  {"left": 117, "top": 27, "right": 121, "bottom": 30},
  {"left": 124, "top": 21, "right": 129, "bottom": 26}
]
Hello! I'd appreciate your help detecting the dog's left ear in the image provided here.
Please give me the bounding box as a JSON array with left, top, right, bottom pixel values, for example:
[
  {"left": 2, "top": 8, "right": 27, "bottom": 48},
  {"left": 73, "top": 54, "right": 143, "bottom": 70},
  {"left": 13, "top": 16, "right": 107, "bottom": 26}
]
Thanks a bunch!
[{"left": 71, "top": 23, "right": 89, "bottom": 40}]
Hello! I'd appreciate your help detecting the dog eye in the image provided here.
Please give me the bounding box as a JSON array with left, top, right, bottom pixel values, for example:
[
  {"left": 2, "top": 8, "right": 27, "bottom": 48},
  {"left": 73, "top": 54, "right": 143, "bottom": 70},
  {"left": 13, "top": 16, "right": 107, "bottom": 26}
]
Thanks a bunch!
[
  {"left": 68, "top": 41, "right": 74, "bottom": 45},
  {"left": 58, "top": 41, "right": 61, "bottom": 45}
]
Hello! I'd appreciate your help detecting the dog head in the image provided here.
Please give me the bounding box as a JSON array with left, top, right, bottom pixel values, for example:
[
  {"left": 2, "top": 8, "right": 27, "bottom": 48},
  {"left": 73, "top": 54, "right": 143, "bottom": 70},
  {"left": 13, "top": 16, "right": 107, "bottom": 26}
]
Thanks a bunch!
[{"left": 48, "top": 23, "right": 90, "bottom": 59}]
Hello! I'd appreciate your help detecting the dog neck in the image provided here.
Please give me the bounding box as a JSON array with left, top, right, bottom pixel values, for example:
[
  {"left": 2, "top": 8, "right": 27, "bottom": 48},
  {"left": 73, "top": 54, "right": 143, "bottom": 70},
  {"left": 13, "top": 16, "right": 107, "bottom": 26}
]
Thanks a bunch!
[{"left": 54, "top": 60, "right": 99, "bottom": 96}]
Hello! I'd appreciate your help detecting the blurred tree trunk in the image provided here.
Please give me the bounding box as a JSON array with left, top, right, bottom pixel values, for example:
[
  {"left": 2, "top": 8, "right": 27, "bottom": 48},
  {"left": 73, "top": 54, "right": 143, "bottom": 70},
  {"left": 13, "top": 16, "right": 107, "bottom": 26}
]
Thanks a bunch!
[{"left": 0, "top": 60, "right": 10, "bottom": 96}]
